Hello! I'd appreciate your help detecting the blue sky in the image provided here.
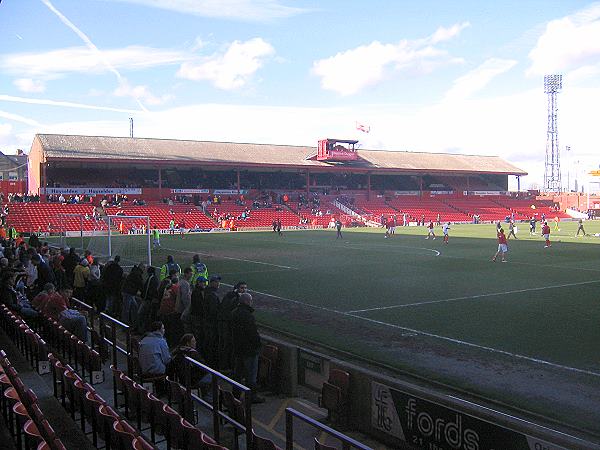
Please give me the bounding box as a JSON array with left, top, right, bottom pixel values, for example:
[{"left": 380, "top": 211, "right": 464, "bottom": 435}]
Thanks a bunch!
[{"left": 1, "top": 0, "right": 599, "bottom": 190}]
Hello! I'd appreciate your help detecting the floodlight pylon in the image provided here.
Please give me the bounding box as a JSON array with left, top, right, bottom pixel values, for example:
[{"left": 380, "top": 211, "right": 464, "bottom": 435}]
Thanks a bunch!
[{"left": 543, "top": 74, "right": 562, "bottom": 192}]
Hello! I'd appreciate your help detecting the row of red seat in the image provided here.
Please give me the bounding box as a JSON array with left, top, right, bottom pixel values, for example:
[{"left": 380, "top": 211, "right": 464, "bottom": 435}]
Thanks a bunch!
[{"left": 0, "top": 313, "right": 66, "bottom": 450}]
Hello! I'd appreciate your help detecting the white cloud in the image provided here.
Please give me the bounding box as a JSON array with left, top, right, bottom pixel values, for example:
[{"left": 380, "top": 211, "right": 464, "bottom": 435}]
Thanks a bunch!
[
  {"left": 0, "top": 110, "right": 41, "bottom": 127},
  {"left": 114, "top": 81, "right": 173, "bottom": 106},
  {"left": 0, "top": 46, "right": 189, "bottom": 78},
  {"left": 429, "top": 22, "right": 470, "bottom": 44},
  {"left": 13, "top": 78, "right": 46, "bottom": 93},
  {"left": 177, "top": 38, "right": 275, "bottom": 90},
  {"left": 0, "top": 94, "right": 139, "bottom": 114},
  {"left": 312, "top": 23, "right": 469, "bottom": 96},
  {"left": 444, "top": 58, "right": 517, "bottom": 101},
  {"left": 527, "top": 3, "right": 600, "bottom": 76},
  {"left": 106, "top": 0, "right": 306, "bottom": 21}
]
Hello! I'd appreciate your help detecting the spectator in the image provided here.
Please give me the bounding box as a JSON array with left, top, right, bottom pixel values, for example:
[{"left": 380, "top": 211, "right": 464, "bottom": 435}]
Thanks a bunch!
[
  {"left": 203, "top": 275, "right": 221, "bottom": 368},
  {"left": 176, "top": 267, "right": 193, "bottom": 334},
  {"left": 72, "top": 258, "right": 90, "bottom": 300},
  {"left": 231, "top": 293, "right": 264, "bottom": 403},
  {"left": 31, "top": 254, "right": 55, "bottom": 295},
  {"left": 219, "top": 281, "right": 247, "bottom": 372},
  {"left": 63, "top": 248, "right": 79, "bottom": 286},
  {"left": 168, "top": 333, "right": 210, "bottom": 387},
  {"left": 136, "top": 266, "right": 159, "bottom": 334},
  {"left": 42, "top": 283, "right": 69, "bottom": 319},
  {"left": 52, "top": 255, "right": 67, "bottom": 291},
  {"left": 101, "top": 256, "right": 123, "bottom": 314},
  {"left": 121, "top": 263, "right": 145, "bottom": 325},
  {"left": 139, "top": 321, "right": 171, "bottom": 375}
]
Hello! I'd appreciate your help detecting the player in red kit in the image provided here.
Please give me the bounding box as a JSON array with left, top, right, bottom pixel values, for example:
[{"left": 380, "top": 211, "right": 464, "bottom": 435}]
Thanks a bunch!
[
  {"left": 492, "top": 228, "right": 508, "bottom": 262},
  {"left": 542, "top": 221, "right": 551, "bottom": 248}
]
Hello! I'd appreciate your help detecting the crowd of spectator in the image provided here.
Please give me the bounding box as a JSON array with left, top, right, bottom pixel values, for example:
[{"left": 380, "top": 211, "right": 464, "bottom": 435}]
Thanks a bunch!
[{"left": 0, "top": 231, "right": 266, "bottom": 403}]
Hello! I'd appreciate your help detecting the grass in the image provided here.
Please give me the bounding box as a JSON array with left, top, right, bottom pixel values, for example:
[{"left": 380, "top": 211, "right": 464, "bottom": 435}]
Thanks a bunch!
[
  {"left": 144, "top": 220, "right": 600, "bottom": 373},
  {"left": 68, "top": 221, "right": 600, "bottom": 429}
]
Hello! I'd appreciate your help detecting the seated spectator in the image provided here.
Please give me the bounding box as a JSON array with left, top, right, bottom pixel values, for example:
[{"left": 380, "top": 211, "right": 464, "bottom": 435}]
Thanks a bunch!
[
  {"left": 168, "top": 333, "right": 210, "bottom": 387},
  {"left": 32, "top": 282, "right": 56, "bottom": 310},
  {"left": 139, "top": 321, "right": 171, "bottom": 375},
  {"left": 42, "top": 284, "right": 69, "bottom": 319},
  {"left": 57, "top": 287, "right": 88, "bottom": 341}
]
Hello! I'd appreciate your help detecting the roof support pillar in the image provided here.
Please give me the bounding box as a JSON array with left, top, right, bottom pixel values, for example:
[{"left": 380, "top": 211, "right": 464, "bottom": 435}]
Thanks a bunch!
[
  {"left": 367, "top": 173, "right": 371, "bottom": 201},
  {"left": 306, "top": 170, "right": 310, "bottom": 194},
  {"left": 158, "top": 167, "right": 162, "bottom": 198},
  {"left": 419, "top": 176, "right": 423, "bottom": 196},
  {"left": 517, "top": 175, "right": 520, "bottom": 192},
  {"left": 466, "top": 176, "right": 470, "bottom": 191},
  {"left": 41, "top": 162, "right": 47, "bottom": 194},
  {"left": 237, "top": 169, "right": 241, "bottom": 193}
]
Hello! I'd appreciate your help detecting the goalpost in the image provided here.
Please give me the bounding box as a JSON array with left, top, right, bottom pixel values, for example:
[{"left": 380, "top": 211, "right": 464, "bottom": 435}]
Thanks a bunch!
[
  {"left": 50, "top": 213, "right": 152, "bottom": 267},
  {"left": 87, "top": 215, "right": 152, "bottom": 268}
]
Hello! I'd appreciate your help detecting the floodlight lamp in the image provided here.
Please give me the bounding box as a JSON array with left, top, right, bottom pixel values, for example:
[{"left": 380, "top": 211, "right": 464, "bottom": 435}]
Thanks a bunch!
[{"left": 544, "top": 74, "right": 562, "bottom": 93}]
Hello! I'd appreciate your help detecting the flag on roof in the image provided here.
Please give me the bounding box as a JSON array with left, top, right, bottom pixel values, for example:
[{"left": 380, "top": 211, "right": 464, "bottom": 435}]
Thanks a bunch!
[{"left": 355, "top": 122, "right": 370, "bottom": 133}]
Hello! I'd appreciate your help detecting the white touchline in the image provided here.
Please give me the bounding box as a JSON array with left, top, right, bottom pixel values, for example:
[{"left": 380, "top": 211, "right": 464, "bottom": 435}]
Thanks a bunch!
[
  {"left": 345, "top": 313, "right": 600, "bottom": 378},
  {"left": 247, "top": 287, "right": 600, "bottom": 378},
  {"left": 346, "top": 279, "right": 600, "bottom": 313},
  {"left": 162, "top": 247, "right": 298, "bottom": 270}
]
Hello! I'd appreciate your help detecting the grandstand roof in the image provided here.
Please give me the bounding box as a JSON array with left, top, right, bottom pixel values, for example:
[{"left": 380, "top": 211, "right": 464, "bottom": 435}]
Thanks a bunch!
[{"left": 33, "top": 134, "right": 527, "bottom": 176}]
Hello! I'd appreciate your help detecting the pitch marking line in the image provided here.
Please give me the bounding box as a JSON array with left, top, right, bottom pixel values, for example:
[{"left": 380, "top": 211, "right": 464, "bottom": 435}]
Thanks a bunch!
[
  {"left": 248, "top": 287, "right": 600, "bottom": 378},
  {"left": 347, "top": 279, "right": 600, "bottom": 313},
  {"left": 162, "top": 247, "right": 298, "bottom": 270}
]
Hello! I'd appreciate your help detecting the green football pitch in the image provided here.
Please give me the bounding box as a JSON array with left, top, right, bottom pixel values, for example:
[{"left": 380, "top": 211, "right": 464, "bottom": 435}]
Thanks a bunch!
[
  {"left": 152, "top": 221, "right": 600, "bottom": 374},
  {"left": 87, "top": 220, "right": 600, "bottom": 433}
]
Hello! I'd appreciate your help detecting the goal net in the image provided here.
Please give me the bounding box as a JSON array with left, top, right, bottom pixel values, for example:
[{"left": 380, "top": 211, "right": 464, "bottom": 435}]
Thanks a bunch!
[
  {"left": 87, "top": 215, "right": 152, "bottom": 268},
  {"left": 49, "top": 213, "right": 152, "bottom": 267}
]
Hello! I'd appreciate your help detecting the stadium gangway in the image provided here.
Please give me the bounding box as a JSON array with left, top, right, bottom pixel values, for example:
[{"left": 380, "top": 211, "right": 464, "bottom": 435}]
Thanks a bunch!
[
  {"left": 285, "top": 407, "right": 372, "bottom": 450},
  {"left": 99, "top": 312, "right": 131, "bottom": 404},
  {"left": 183, "top": 356, "right": 252, "bottom": 450}
]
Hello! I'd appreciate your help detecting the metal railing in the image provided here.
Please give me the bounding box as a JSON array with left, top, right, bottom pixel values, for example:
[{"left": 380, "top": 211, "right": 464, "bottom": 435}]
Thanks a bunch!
[
  {"left": 285, "top": 407, "right": 372, "bottom": 450},
  {"left": 183, "top": 356, "right": 252, "bottom": 449}
]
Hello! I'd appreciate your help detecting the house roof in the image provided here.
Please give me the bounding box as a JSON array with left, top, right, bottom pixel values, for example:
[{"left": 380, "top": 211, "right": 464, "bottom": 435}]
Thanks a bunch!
[{"left": 34, "top": 134, "right": 527, "bottom": 176}]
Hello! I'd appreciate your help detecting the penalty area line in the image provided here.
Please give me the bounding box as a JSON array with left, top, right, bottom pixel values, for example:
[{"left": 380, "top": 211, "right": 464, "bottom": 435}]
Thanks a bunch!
[
  {"left": 347, "top": 279, "right": 600, "bottom": 313},
  {"left": 161, "top": 247, "right": 298, "bottom": 270},
  {"left": 248, "top": 288, "right": 600, "bottom": 378}
]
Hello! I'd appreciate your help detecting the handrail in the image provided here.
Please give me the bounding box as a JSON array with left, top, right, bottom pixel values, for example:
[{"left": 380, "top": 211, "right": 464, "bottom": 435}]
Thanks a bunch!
[
  {"left": 183, "top": 356, "right": 252, "bottom": 449},
  {"left": 285, "top": 407, "right": 372, "bottom": 450},
  {"left": 99, "top": 312, "right": 130, "bottom": 369},
  {"left": 69, "top": 297, "right": 97, "bottom": 347}
]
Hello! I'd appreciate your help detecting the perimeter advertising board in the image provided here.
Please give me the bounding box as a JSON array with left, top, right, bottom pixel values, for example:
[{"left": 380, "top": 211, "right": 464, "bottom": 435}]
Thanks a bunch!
[{"left": 371, "top": 382, "right": 567, "bottom": 450}]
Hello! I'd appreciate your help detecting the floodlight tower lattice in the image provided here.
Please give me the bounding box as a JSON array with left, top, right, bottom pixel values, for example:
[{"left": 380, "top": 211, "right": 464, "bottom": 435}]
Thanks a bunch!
[{"left": 544, "top": 74, "right": 562, "bottom": 192}]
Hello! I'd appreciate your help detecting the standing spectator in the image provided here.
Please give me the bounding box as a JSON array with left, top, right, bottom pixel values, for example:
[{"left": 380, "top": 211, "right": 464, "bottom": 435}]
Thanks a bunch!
[
  {"left": 87, "top": 259, "right": 101, "bottom": 308},
  {"left": 138, "top": 321, "right": 171, "bottom": 375},
  {"left": 121, "top": 263, "right": 145, "bottom": 325},
  {"left": 101, "top": 256, "right": 123, "bottom": 314},
  {"left": 188, "top": 276, "right": 207, "bottom": 352},
  {"left": 31, "top": 254, "right": 55, "bottom": 295},
  {"left": 231, "top": 293, "right": 264, "bottom": 403},
  {"left": 136, "top": 266, "right": 159, "bottom": 334},
  {"left": 219, "top": 281, "right": 247, "bottom": 372},
  {"left": 72, "top": 258, "right": 90, "bottom": 301},
  {"left": 203, "top": 275, "right": 221, "bottom": 368},
  {"left": 63, "top": 248, "right": 79, "bottom": 286},
  {"left": 52, "top": 255, "right": 67, "bottom": 290},
  {"left": 175, "top": 267, "right": 193, "bottom": 334}
]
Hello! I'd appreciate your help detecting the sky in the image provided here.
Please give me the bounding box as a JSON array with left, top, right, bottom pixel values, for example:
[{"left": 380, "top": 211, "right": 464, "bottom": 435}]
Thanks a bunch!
[{"left": 1, "top": 0, "right": 600, "bottom": 191}]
